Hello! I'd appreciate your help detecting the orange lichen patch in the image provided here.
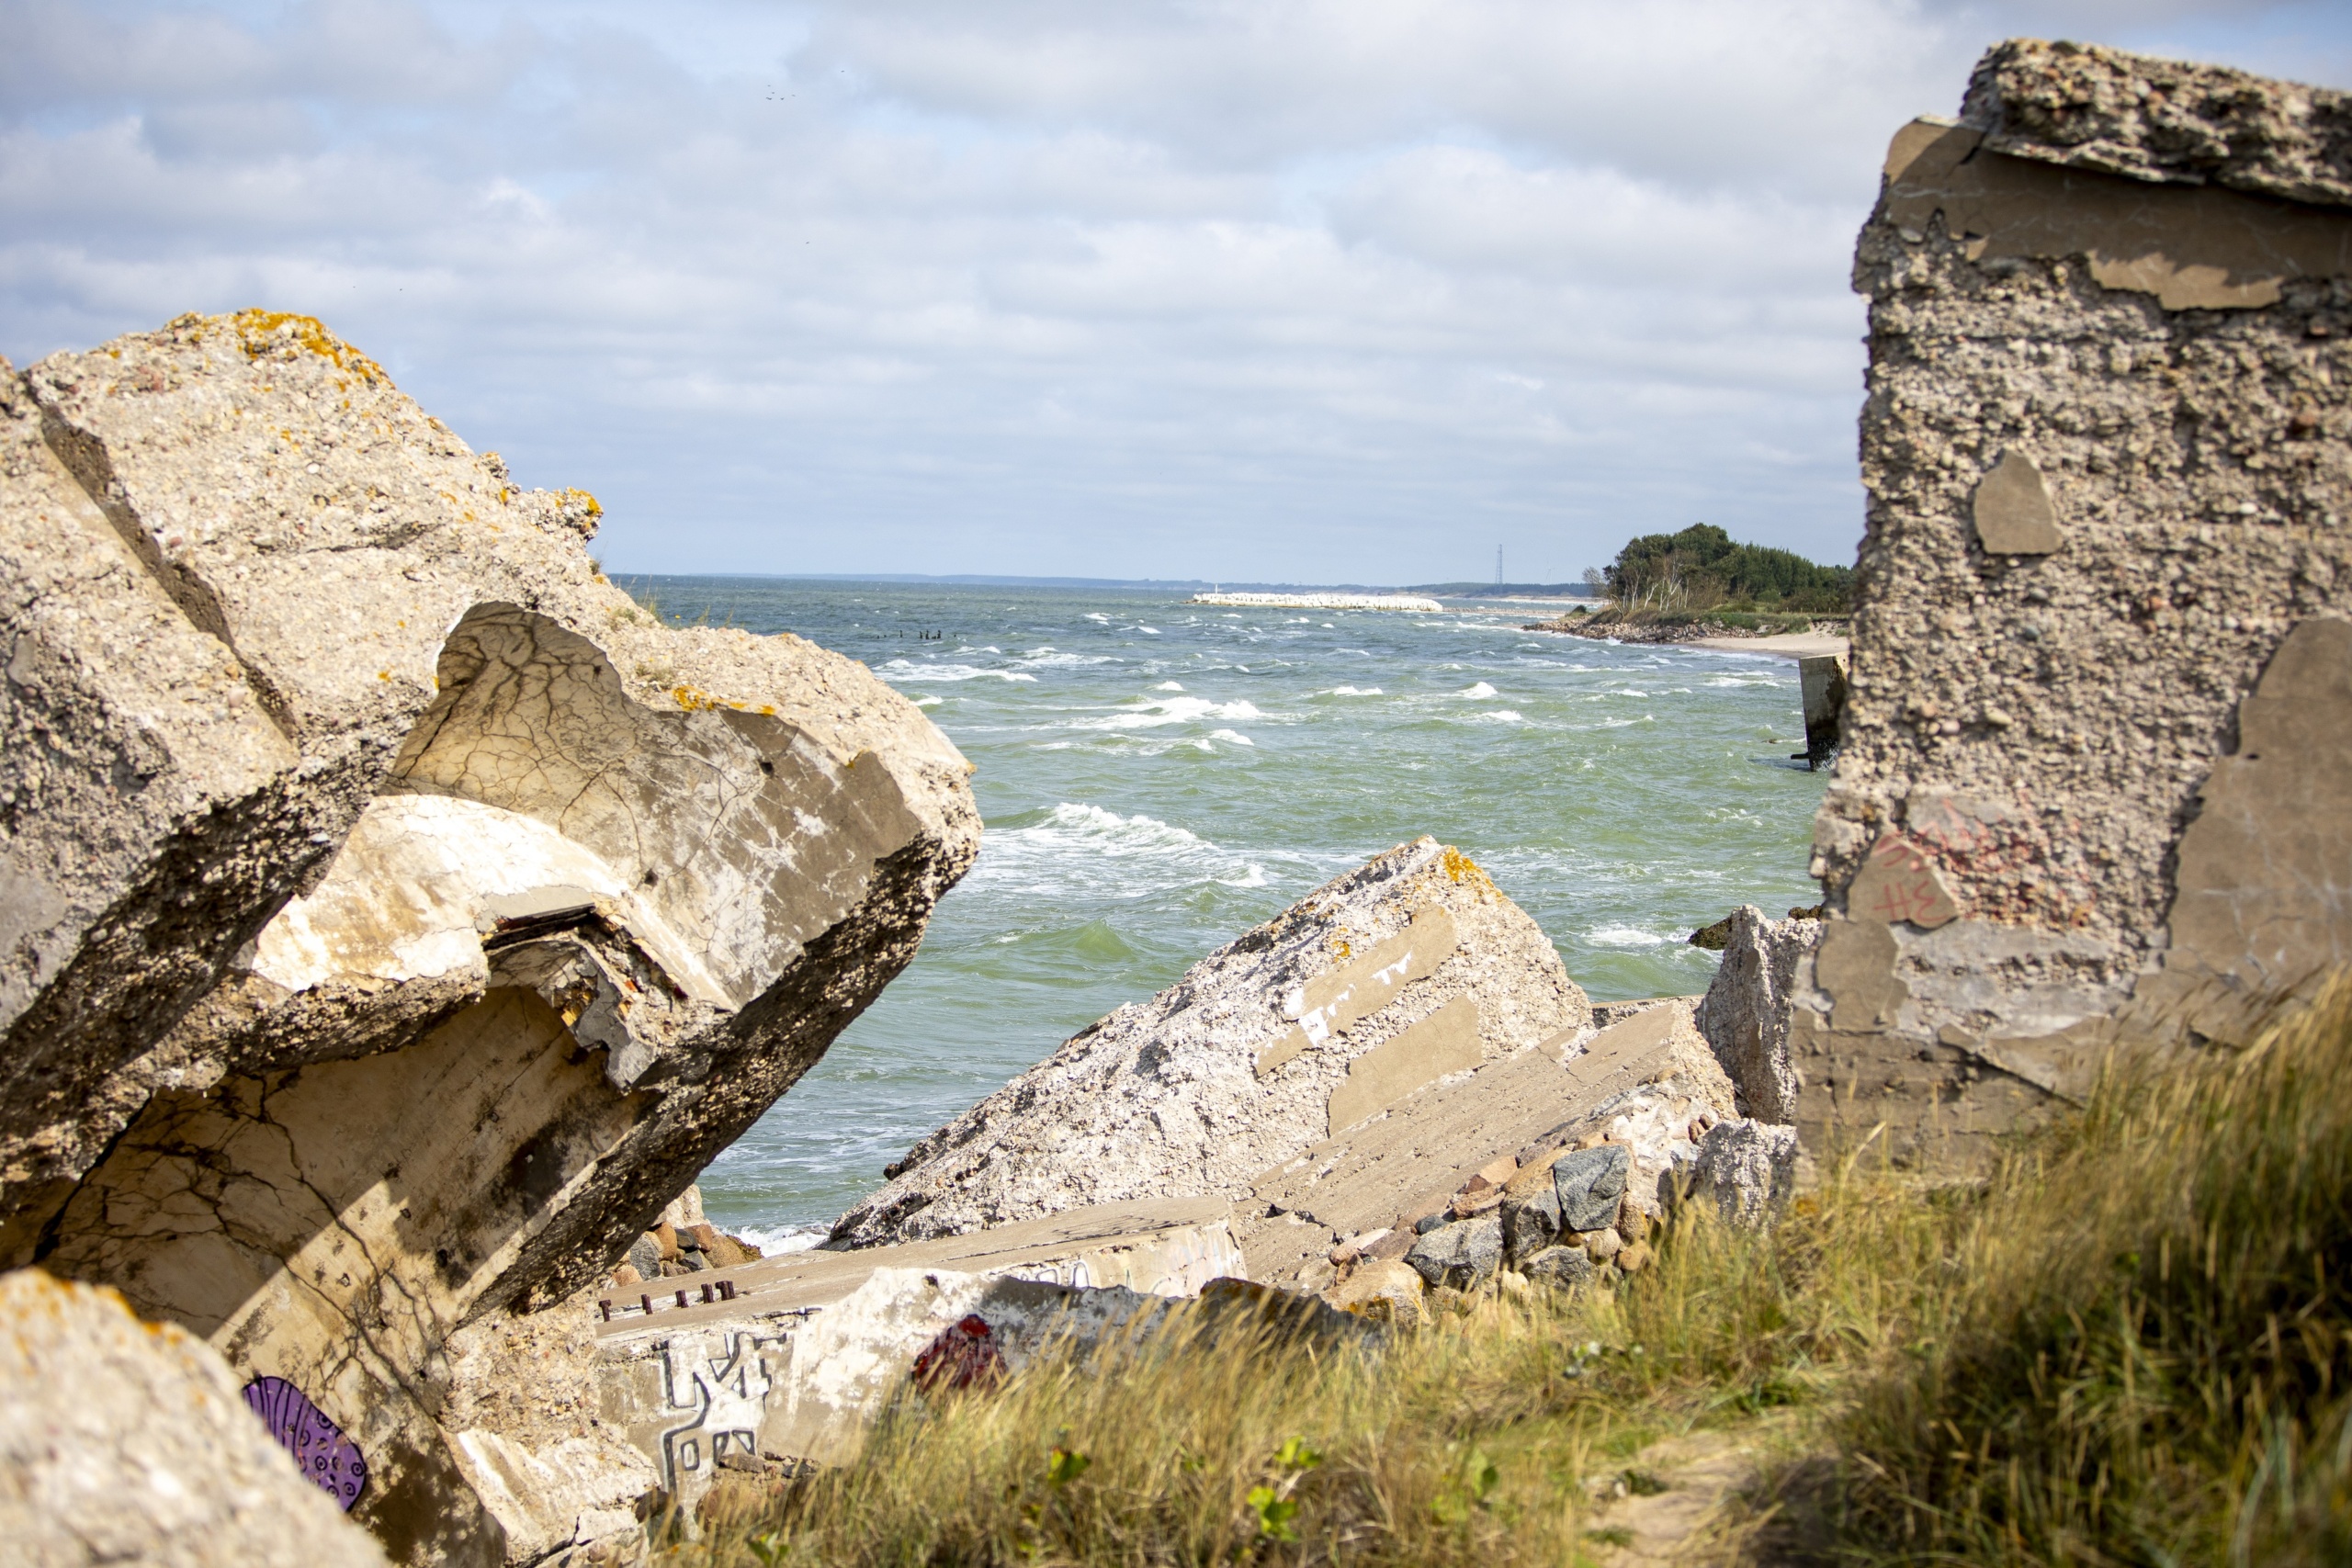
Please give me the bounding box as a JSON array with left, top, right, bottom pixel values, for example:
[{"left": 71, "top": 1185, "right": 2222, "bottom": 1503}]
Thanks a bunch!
[
  {"left": 221, "top": 310, "right": 390, "bottom": 386},
  {"left": 673, "top": 684, "right": 714, "bottom": 711},
  {"left": 557, "top": 488, "right": 605, "bottom": 518},
  {"left": 1442, "top": 847, "right": 1480, "bottom": 882}
]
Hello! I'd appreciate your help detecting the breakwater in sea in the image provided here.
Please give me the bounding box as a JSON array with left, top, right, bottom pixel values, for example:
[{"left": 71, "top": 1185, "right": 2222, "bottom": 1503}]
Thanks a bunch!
[{"left": 619, "top": 577, "right": 1830, "bottom": 1242}]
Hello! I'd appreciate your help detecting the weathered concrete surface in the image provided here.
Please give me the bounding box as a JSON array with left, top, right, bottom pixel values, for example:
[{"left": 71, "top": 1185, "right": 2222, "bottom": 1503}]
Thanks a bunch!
[
  {"left": 1962, "top": 38, "right": 2352, "bottom": 209},
  {"left": 592, "top": 1201, "right": 1233, "bottom": 1513},
  {"left": 1693, "top": 907, "right": 1820, "bottom": 1123},
  {"left": 1239, "top": 999, "right": 1730, "bottom": 1290},
  {"left": 1799, "top": 41, "right": 2352, "bottom": 1169},
  {"left": 1, "top": 312, "right": 978, "bottom": 1563},
  {"left": 0, "top": 1268, "right": 390, "bottom": 1568},
  {"left": 831, "top": 839, "right": 1589, "bottom": 1247}
]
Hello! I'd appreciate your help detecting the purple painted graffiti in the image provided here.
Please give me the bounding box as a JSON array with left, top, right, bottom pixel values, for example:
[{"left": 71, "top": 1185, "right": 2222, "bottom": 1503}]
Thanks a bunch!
[{"left": 241, "top": 1376, "right": 368, "bottom": 1511}]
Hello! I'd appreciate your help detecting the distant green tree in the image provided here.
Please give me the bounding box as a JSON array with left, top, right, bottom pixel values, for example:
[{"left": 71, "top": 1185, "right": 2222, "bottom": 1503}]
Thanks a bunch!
[{"left": 1604, "top": 524, "right": 1850, "bottom": 613}]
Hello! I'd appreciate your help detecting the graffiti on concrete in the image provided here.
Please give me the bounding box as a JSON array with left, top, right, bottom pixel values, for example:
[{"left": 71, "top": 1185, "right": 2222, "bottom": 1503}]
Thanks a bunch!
[
  {"left": 656, "top": 1330, "right": 776, "bottom": 1490},
  {"left": 241, "top": 1376, "right": 368, "bottom": 1511},
  {"left": 911, "top": 1314, "right": 1003, "bottom": 1393}
]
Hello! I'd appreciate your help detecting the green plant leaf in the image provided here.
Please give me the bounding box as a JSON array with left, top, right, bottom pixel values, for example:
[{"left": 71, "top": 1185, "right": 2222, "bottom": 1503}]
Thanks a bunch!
[{"left": 1246, "top": 1483, "right": 1301, "bottom": 1542}]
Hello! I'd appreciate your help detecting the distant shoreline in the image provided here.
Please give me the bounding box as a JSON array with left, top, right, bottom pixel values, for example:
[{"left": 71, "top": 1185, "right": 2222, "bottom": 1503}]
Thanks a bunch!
[{"left": 1526, "top": 612, "right": 1851, "bottom": 661}]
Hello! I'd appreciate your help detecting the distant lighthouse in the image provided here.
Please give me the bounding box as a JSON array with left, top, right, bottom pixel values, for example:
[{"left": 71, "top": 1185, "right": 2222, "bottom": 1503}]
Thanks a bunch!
[{"left": 1494, "top": 545, "right": 1503, "bottom": 585}]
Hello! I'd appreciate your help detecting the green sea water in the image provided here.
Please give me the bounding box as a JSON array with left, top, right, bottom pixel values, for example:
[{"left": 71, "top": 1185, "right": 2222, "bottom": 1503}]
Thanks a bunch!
[{"left": 619, "top": 577, "right": 1827, "bottom": 1247}]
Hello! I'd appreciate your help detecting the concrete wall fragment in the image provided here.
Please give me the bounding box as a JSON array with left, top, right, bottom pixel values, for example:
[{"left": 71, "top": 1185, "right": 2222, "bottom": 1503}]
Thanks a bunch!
[{"left": 1799, "top": 39, "right": 2352, "bottom": 1169}]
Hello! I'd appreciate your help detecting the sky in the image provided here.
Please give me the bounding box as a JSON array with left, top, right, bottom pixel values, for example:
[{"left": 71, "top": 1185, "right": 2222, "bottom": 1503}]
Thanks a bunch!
[{"left": 5, "top": 3, "right": 2347, "bottom": 584}]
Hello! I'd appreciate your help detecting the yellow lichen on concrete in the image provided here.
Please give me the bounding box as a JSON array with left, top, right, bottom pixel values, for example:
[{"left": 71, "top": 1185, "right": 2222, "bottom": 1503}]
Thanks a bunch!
[{"left": 218, "top": 310, "right": 390, "bottom": 387}]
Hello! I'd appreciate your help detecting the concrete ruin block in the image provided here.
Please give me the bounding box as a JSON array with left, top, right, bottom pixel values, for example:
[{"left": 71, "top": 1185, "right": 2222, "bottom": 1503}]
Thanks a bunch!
[
  {"left": 1797, "top": 653, "right": 1849, "bottom": 766},
  {"left": 602, "top": 1265, "right": 1170, "bottom": 1486},
  {"left": 1800, "top": 40, "right": 2352, "bottom": 1169},
  {"left": 0, "top": 313, "right": 979, "bottom": 1562},
  {"left": 830, "top": 838, "right": 1589, "bottom": 1249},
  {"left": 1693, "top": 905, "right": 1822, "bottom": 1122},
  {"left": 0, "top": 1268, "right": 390, "bottom": 1568}
]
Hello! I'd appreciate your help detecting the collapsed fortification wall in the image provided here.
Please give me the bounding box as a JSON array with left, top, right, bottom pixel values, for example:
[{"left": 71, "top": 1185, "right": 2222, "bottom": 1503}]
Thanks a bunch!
[
  {"left": 1797, "top": 39, "right": 2352, "bottom": 1167},
  {"left": 0, "top": 311, "right": 979, "bottom": 1563}
]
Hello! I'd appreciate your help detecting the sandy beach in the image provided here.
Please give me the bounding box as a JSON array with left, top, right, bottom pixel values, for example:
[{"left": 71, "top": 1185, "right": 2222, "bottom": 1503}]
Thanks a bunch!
[{"left": 1687, "top": 631, "right": 1849, "bottom": 659}]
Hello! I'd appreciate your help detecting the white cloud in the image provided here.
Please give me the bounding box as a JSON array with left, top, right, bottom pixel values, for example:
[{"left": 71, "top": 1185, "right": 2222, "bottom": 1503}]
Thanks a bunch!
[{"left": 1, "top": 0, "right": 2342, "bottom": 583}]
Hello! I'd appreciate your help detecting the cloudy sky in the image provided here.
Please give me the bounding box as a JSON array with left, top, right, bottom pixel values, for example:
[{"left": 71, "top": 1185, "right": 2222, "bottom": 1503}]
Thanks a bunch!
[{"left": 6, "top": 3, "right": 2346, "bottom": 583}]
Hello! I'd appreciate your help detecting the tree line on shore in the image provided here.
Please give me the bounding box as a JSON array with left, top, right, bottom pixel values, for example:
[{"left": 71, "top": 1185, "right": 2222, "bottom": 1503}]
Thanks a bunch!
[{"left": 1588, "top": 523, "right": 1853, "bottom": 616}]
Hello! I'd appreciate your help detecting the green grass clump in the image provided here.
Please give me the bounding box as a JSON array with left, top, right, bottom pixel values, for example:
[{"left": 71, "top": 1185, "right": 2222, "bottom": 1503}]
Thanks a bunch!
[{"left": 688, "top": 983, "right": 2352, "bottom": 1565}]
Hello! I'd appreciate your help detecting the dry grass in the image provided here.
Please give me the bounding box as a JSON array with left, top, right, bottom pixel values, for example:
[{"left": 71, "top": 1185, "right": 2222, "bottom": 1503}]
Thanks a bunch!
[
  {"left": 1824, "top": 981, "right": 2352, "bottom": 1564},
  {"left": 686, "top": 983, "right": 2352, "bottom": 1566}
]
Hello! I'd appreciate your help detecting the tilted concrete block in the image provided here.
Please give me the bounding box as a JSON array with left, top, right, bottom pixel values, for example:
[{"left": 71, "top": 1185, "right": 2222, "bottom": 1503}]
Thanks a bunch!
[
  {"left": 831, "top": 839, "right": 1590, "bottom": 1250},
  {"left": 1, "top": 313, "right": 979, "bottom": 1563}
]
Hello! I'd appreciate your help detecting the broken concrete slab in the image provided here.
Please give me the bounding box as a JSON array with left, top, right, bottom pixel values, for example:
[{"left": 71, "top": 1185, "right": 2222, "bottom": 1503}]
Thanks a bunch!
[
  {"left": 830, "top": 839, "right": 1589, "bottom": 1249},
  {"left": 0, "top": 1268, "right": 390, "bottom": 1568},
  {"left": 1325, "top": 993, "right": 1482, "bottom": 1134},
  {"left": 1686, "top": 1121, "right": 1802, "bottom": 1226},
  {"left": 1693, "top": 906, "right": 1821, "bottom": 1123},
  {"left": 1961, "top": 38, "right": 2352, "bottom": 209},
  {"left": 592, "top": 1201, "right": 1237, "bottom": 1511},
  {"left": 1239, "top": 999, "right": 1734, "bottom": 1290},
  {"left": 1, "top": 312, "right": 979, "bottom": 1563}
]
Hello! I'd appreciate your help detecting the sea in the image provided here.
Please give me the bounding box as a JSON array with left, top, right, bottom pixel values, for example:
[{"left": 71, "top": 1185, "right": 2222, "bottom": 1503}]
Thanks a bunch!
[{"left": 616, "top": 577, "right": 1828, "bottom": 1251}]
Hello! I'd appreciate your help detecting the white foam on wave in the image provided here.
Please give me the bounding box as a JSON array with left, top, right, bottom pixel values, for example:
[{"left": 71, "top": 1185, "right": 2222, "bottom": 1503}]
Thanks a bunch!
[
  {"left": 1154, "top": 681, "right": 1184, "bottom": 692},
  {"left": 1472, "top": 709, "right": 1524, "bottom": 725},
  {"left": 1021, "top": 650, "right": 1123, "bottom": 670},
  {"left": 912, "top": 694, "right": 943, "bottom": 707},
  {"left": 1070, "top": 696, "right": 1267, "bottom": 731},
  {"left": 1588, "top": 926, "right": 1675, "bottom": 949},
  {"left": 1208, "top": 728, "right": 1255, "bottom": 746},
  {"left": 973, "top": 802, "right": 1269, "bottom": 896},
  {"left": 1705, "top": 675, "right": 1780, "bottom": 688},
  {"left": 880, "top": 660, "right": 1037, "bottom": 683},
  {"left": 1461, "top": 681, "right": 1498, "bottom": 698},
  {"left": 735, "top": 1223, "right": 827, "bottom": 1256},
  {"left": 1325, "top": 685, "right": 1383, "bottom": 696},
  {"left": 1137, "top": 626, "right": 1161, "bottom": 635},
  {"left": 1085, "top": 613, "right": 1111, "bottom": 624}
]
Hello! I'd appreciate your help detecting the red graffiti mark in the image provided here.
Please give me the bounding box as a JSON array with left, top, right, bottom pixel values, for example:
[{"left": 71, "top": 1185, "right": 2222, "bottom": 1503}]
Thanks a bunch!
[
  {"left": 912, "top": 1314, "right": 1004, "bottom": 1392},
  {"left": 1860, "top": 831, "right": 1958, "bottom": 928}
]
